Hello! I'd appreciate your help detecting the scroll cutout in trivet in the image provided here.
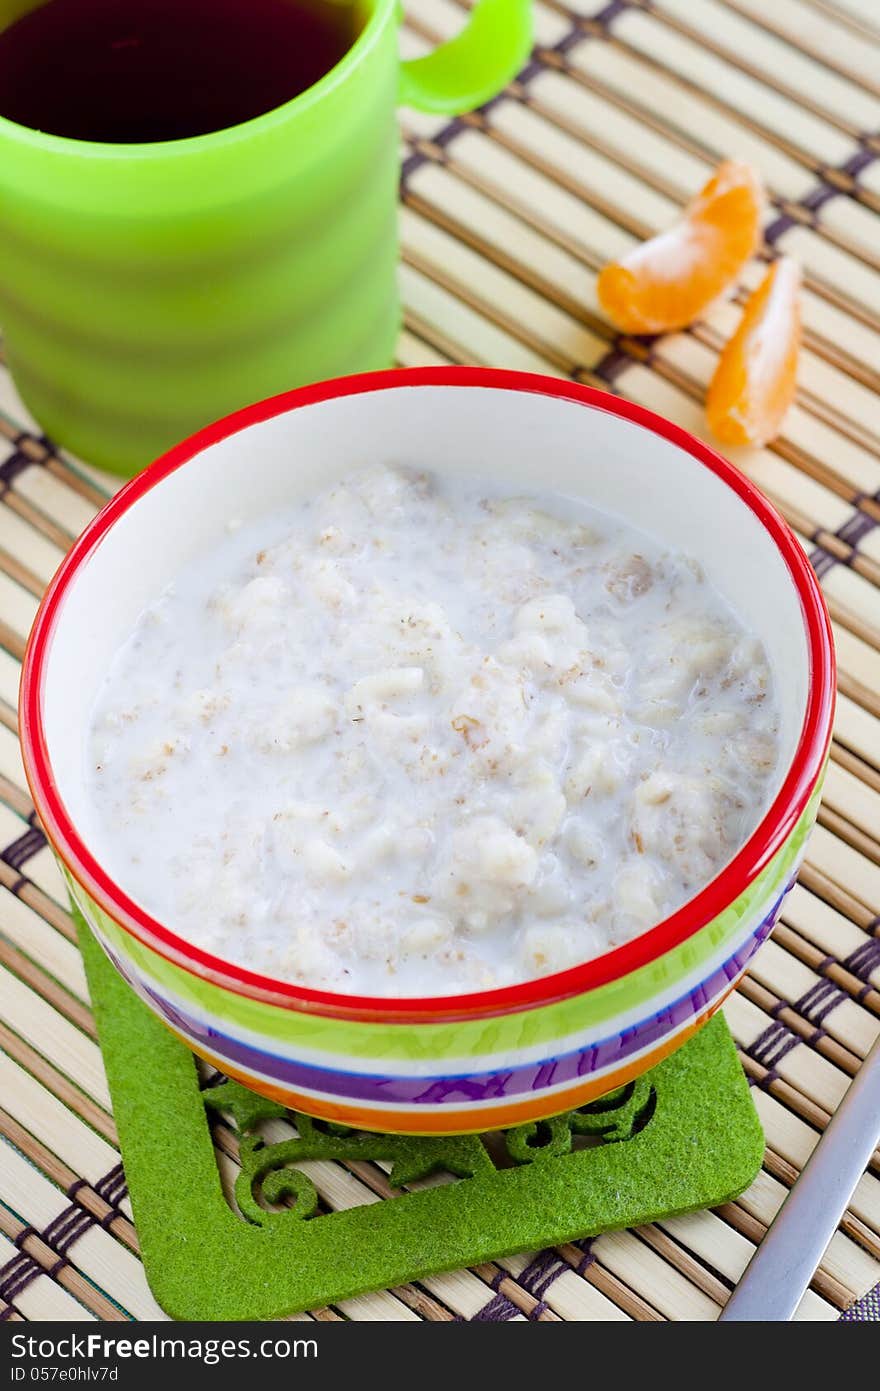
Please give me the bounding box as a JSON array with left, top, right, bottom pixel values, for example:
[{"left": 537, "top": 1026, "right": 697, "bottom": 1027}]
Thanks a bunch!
[{"left": 204, "top": 1072, "right": 658, "bottom": 1226}]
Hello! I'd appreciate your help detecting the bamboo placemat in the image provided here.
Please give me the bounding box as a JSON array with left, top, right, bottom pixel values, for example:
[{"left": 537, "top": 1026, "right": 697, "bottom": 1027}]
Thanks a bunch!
[{"left": 1, "top": 0, "right": 879, "bottom": 1324}]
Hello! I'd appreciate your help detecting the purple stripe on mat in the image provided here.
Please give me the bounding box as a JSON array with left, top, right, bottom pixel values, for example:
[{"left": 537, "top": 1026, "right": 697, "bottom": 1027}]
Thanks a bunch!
[
  {"left": 799, "top": 184, "right": 840, "bottom": 216},
  {"left": 763, "top": 214, "right": 797, "bottom": 246},
  {"left": 746, "top": 1019, "right": 800, "bottom": 1070},
  {"left": 574, "top": 1239, "right": 595, "bottom": 1276},
  {"left": 471, "top": 1268, "right": 519, "bottom": 1321},
  {"left": 593, "top": 348, "right": 634, "bottom": 384},
  {"left": 0, "top": 449, "right": 31, "bottom": 494},
  {"left": 42, "top": 1205, "right": 94, "bottom": 1257},
  {"left": 400, "top": 118, "right": 468, "bottom": 184},
  {"left": 589, "top": 0, "right": 634, "bottom": 25},
  {"left": 809, "top": 507, "right": 879, "bottom": 583},
  {"left": 519, "top": 1248, "right": 568, "bottom": 1300},
  {"left": 794, "top": 977, "right": 846, "bottom": 1027},
  {"left": 0, "top": 1252, "right": 40, "bottom": 1305},
  {"left": 844, "top": 938, "right": 880, "bottom": 984},
  {"left": 471, "top": 1240, "right": 597, "bottom": 1320},
  {"left": 836, "top": 511, "right": 880, "bottom": 550},
  {"left": 104, "top": 1176, "right": 129, "bottom": 1208},
  {"left": 471, "top": 1247, "right": 572, "bottom": 1321},
  {"left": 94, "top": 879, "right": 790, "bottom": 1108},
  {"left": 472, "top": 1290, "right": 520, "bottom": 1321},
  {"left": 94, "top": 1162, "right": 128, "bottom": 1208},
  {"left": 840, "top": 149, "right": 879, "bottom": 181},
  {"left": 808, "top": 545, "right": 837, "bottom": 581},
  {"left": 1, "top": 823, "right": 46, "bottom": 872}
]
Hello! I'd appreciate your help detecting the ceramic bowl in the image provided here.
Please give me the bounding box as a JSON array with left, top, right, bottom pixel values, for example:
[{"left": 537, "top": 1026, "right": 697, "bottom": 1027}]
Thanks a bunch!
[{"left": 19, "top": 367, "right": 835, "bottom": 1134}]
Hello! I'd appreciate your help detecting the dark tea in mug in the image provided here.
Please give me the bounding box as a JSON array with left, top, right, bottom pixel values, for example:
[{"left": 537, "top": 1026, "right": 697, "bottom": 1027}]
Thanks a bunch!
[{"left": 0, "top": 0, "right": 363, "bottom": 142}]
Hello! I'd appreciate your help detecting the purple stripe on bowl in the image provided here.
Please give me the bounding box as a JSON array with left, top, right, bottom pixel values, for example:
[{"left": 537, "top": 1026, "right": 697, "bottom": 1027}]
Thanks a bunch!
[{"left": 91, "top": 881, "right": 790, "bottom": 1107}]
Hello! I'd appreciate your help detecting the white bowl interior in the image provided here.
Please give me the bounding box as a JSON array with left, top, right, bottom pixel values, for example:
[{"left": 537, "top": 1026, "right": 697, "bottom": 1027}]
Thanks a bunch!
[{"left": 42, "top": 383, "right": 809, "bottom": 858}]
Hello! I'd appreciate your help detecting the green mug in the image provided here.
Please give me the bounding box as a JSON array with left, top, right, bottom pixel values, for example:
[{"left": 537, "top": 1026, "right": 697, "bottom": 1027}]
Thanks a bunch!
[{"left": 0, "top": 0, "right": 531, "bottom": 475}]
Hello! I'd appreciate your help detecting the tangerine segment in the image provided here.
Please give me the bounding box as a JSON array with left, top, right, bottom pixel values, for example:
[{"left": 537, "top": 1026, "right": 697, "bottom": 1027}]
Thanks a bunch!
[
  {"left": 706, "top": 257, "right": 801, "bottom": 449},
  {"left": 597, "top": 161, "right": 763, "bottom": 335}
]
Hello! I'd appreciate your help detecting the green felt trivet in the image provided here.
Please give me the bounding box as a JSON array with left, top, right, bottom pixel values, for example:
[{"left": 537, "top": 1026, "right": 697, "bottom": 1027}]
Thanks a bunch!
[{"left": 78, "top": 912, "right": 764, "bottom": 1321}]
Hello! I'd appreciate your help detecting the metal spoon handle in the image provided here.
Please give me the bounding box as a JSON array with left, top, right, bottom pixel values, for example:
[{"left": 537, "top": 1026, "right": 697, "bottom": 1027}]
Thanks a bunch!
[{"left": 721, "top": 1032, "right": 880, "bottom": 1320}]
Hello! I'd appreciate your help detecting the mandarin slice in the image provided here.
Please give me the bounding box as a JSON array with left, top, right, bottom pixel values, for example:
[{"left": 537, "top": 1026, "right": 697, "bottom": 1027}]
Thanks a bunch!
[
  {"left": 706, "top": 257, "right": 801, "bottom": 449},
  {"left": 597, "top": 161, "right": 763, "bottom": 334}
]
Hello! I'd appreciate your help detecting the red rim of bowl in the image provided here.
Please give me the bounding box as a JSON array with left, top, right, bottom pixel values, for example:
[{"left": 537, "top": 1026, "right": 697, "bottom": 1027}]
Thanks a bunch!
[{"left": 19, "top": 367, "right": 836, "bottom": 1023}]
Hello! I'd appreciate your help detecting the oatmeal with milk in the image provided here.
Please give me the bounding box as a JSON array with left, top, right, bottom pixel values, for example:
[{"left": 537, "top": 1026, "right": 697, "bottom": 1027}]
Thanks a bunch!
[{"left": 87, "top": 465, "right": 780, "bottom": 995}]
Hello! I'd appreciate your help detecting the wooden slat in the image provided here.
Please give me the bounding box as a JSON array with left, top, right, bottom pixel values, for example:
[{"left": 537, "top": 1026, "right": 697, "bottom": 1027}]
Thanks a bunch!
[
  {"left": 724, "top": 0, "right": 880, "bottom": 92},
  {"left": 610, "top": 8, "right": 856, "bottom": 167},
  {"left": 650, "top": 0, "right": 880, "bottom": 133}
]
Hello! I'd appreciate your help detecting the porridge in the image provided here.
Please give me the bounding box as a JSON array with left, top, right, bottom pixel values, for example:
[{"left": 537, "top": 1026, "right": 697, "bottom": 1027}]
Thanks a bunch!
[{"left": 87, "top": 464, "right": 780, "bottom": 995}]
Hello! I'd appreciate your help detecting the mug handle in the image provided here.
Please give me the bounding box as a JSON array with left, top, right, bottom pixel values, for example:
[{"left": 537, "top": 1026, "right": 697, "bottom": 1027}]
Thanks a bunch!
[{"left": 398, "top": 0, "right": 533, "bottom": 114}]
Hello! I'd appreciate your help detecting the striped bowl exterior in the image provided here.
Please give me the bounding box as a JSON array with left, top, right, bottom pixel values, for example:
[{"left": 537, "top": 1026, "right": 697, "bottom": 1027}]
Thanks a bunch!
[
  {"left": 19, "top": 370, "right": 836, "bottom": 1137},
  {"left": 65, "top": 783, "right": 820, "bottom": 1134}
]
